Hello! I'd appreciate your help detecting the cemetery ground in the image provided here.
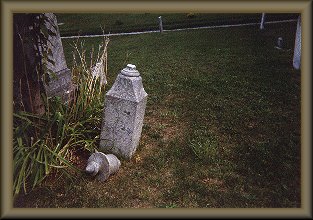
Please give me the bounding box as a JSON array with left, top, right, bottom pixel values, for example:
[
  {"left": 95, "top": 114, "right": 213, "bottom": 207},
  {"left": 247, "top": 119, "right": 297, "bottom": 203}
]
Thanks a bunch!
[{"left": 14, "top": 21, "right": 301, "bottom": 208}]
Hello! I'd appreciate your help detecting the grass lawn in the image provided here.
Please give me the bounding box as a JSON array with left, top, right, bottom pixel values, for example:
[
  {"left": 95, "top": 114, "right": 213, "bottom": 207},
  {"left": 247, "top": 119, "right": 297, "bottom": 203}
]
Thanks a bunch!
[
  {"left": 14, "top": 20, "right": 300, "bottom": 208},
  {"left": 56, "top": 13, "right": 298, "bottom": 36}
]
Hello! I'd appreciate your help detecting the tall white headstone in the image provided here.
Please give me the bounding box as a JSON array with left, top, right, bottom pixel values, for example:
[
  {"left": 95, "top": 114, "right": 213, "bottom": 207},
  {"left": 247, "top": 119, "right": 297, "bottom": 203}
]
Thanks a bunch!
[
  {"left": 100, "top": 64, "right": 148, "bottom": 159},
  {"left": 293, "top": 16, "right": 301, "bottom": 70}
]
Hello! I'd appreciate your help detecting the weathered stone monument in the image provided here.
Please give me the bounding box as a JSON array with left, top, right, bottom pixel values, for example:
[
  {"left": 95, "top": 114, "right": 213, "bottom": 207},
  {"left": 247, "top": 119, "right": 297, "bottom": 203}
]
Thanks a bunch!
[
  {"left": 86, "top": 151, "right": 121, "bottom": 182},
  {"left": 100, "top": 64, "right": 148, "bottom": 159},
  {"left": 43, "top": 13, "right": 75, "bottom": 101},
  {"left": 293, "top": 15, "right": 301, "bottom": 70}
]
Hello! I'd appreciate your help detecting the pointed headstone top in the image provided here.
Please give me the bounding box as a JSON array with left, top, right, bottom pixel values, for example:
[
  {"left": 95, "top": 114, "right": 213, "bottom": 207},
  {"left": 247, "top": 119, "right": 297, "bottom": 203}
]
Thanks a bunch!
[{"left": 121, "top": 64, "right": 140, "bottom": 77}]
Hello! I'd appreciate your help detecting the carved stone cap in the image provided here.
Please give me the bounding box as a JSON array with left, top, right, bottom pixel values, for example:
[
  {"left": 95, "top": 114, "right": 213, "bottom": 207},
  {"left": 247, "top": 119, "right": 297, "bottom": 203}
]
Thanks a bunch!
[{"left": 121, "top": 64, "right": 140, "bottom": 77}]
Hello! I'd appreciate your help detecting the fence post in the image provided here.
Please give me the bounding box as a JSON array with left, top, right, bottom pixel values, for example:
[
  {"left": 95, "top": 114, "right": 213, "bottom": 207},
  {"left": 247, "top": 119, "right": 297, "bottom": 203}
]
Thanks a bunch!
[
  {"left": 260, "top": 13, "right": 266, "bottom": 30},
  {"left": 158, "top": 16, "right": 163, "bottom": 33}
]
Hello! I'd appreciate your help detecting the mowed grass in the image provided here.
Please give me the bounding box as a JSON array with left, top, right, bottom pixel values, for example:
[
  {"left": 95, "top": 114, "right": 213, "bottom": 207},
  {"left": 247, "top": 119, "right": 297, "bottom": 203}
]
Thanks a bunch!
[
  {"left": 56, "top": 13, "right": 298, "bottom": 36},
  {"left": 14, "top": 21, "right": 301, "bottom": 208}
]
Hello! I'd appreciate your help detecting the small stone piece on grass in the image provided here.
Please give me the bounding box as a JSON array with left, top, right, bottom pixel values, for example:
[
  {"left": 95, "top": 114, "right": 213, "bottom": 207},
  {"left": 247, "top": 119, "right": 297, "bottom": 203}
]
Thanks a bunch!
[{"left": 86, "top": 152, "right": 121, "bottom": 182}]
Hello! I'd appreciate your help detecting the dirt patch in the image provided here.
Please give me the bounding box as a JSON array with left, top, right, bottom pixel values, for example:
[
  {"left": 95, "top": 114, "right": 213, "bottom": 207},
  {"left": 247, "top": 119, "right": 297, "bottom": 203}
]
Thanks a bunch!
[
  {"left": 68, "top": 147, "right": 90, "bottom": 170},
  {"left": 162, "top": 123, "right": 188, "bottom": 142}
]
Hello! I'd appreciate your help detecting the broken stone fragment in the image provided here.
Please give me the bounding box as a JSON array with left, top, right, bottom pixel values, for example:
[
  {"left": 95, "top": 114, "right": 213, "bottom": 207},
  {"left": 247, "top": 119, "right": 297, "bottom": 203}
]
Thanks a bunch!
[{"left": 85, "top": 152, "right": 121, "bottom": 182}]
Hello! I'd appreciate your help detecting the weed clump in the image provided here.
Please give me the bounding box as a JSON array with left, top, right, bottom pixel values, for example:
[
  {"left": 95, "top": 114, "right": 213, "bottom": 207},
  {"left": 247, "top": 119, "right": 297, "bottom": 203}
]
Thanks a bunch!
[{"left": 13, "top": 36, "right": 109, "bottom": 195}]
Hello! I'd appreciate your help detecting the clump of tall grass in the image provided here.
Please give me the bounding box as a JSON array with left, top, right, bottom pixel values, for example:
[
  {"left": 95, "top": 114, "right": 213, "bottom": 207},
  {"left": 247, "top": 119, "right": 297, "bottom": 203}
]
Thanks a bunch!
[{"left": 13, "top": 36, "right": 109, "bottom": 195}]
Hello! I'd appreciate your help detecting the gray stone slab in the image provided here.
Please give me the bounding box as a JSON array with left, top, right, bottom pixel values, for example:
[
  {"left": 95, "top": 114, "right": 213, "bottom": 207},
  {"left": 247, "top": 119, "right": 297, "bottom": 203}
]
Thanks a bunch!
[
  {"left": 43, "top": 13, "right": 75, "bottom": 101},
  {"left": 45, "top": 13, "right": 68, "bottom": 73}
]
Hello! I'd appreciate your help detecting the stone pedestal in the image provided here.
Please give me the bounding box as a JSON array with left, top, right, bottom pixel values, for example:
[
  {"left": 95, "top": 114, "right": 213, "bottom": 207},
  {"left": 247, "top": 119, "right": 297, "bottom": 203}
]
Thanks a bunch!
[{"left": 100, "top": 64, "right": 148, "bottom": 159}]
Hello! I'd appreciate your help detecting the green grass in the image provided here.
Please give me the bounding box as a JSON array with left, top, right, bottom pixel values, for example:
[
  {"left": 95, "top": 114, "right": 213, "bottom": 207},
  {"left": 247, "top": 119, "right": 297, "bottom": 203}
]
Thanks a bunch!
[
  {"left": 56, "top": 13, "right": 298, "bottom": 36},
  {"left": 14, "top": 20, "right": 300, "bottom": 208}
]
